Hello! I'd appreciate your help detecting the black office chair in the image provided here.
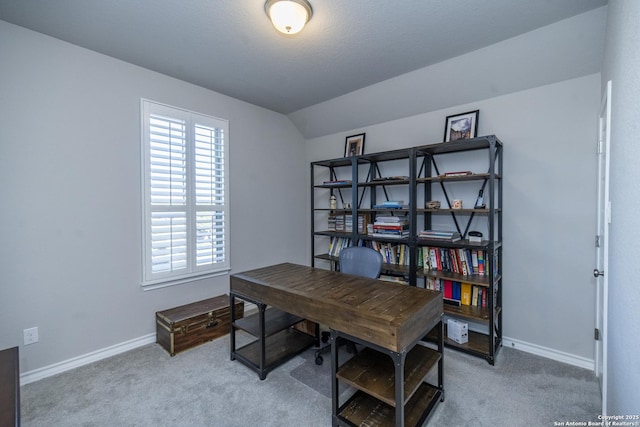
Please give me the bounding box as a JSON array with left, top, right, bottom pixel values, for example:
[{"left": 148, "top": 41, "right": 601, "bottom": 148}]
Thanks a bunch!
[{"left": 314, "top": 246, "right": 384, "bottom": 365}]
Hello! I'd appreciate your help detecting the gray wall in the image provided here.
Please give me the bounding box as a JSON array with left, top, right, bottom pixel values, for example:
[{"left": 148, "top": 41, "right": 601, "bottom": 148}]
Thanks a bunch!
[
  {"left": 601, "top": 0, "right": 640, "bottom": 414},
  {"left": 291, "top": 7, "right": 606, "bottom": 139},
  {"left": 0, "top": 21, "right": 308, "bottom": 373},
  {"left": 306, "top": 74, "right": 600, "bottom": 362}
]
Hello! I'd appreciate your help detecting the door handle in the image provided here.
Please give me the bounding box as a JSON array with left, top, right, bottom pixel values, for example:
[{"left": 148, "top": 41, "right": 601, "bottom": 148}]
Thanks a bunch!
[{"left": 593, "top": 269, "right": 604, "bottom": 277}]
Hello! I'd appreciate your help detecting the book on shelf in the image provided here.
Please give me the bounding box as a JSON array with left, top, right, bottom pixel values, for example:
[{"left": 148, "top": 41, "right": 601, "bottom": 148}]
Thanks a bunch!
[
  {"left": 452, "top": 281, "right": 461, "bottom": 300},
  {"left": 371, "top": 176, "right": 409, "bottom": 181},
  {"left": 372, "top": 201, "right": 408, "bottom": 209},
  {"left": 379, "top": 274, "right": 409, "bottom": 284},
  {"left": 322, "top": 179, "right": 352, "bottom": 186},
  {"left": 374, "top": 215, "right": 406, "bottom": 223},
  {"left": 418, "top": 230, "right": 461, "bottom": 242},
  {"left": 477, "top": 251, "right": 485, "bottom": 275},
  {"left": 443, "top": 280, "right": 453, "bottom": 299},
  {"left": 441, "top": 171, "right": 473, "bottom": 177},
  {"left": 460, "top": 283, "right": 472, "bottom": 305},
  {"left": 373, "top": 223, "right": 409, "bottom": 231},
  {"left": 373, "top": 222, "right": 409, "bottom": 228},
  {"left": 369, "top": 231, "right": 409, "bottom": 239}
]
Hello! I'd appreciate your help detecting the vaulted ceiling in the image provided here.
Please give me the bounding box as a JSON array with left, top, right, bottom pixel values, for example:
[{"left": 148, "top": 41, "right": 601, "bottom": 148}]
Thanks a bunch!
[{"left": 0, "top": 0, "right": 607, "bottom": 118}]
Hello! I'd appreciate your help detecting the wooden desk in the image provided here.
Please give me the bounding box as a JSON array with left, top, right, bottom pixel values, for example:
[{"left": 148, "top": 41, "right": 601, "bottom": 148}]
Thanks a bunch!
[
  {"left": 230, "top": 263, "right": 444, "bottom": 427},
  {"left": 0, "top": 347, "right": 20, "bottom": 427}
]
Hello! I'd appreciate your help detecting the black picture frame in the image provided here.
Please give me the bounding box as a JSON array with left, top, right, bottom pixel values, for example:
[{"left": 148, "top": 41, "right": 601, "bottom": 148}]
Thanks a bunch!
[
  {"left": 443, "top": 110, "right": 479, "bottom": 142},
  {"left": 344, "top": 133, "right": 366, "bottom": 157}
]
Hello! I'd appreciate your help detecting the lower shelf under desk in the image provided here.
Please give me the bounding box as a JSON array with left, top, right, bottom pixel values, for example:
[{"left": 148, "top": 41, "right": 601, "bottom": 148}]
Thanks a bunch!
[
  {"left": 332, "top": 325, "right": 444, "bottom": 427},
  {"left": 234, "top": 328, "right": 315, "bottom": 379},
  {"left": 230, "top": 300, "right": 316, "bottom": 380},
  {"left": 338, "top": 383, "right": 442, "bottom": 427}
]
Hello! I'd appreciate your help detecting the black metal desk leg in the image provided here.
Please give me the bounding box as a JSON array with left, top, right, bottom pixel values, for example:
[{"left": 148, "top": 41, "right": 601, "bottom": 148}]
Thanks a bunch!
[
  {"left": 331, "top": 330, "right": 340, "bottom": 427},
  {"left": 394, "top": 351, "right": 406, "bottom": 427},
  {"left": 258, "top": 303, "right": 267, "bottom": 380},
  {"left": 230, "top": 294, "right": 237, "bottom": 361}
]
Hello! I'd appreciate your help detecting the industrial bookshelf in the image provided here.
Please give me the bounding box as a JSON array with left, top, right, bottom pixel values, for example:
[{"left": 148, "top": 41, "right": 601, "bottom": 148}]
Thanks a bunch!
[{"left": 311, "top": 135, "right": 503, "bottom": 364}]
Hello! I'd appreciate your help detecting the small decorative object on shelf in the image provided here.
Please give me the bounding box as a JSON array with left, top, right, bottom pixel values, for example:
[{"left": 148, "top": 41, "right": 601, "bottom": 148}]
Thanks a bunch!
[
  {"left": 329, "top": 195, "right": 337, "bottom": 210},
  {"left": 443, "top": 110, "right": 479, "bottom": 142},
  {"left": 344, "top": 133, "right": 365, "bottom": 157},
  {"left": 425, "top": 200, "right": 441, "bottom": 209},
  {"left": 468, "top": 231, "right": 483, "bottom": 243},
  {"left": 451, "top": 199, "right": 463, "bottom": 209},
  {"left": 447, "top": 319, "right": 469, "bottom": 344},
  {"left": 474, "top": 188, "right": 486, "bottom": 208}
]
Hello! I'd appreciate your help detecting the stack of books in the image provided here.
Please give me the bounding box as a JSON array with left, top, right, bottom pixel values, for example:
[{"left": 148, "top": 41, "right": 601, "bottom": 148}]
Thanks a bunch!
[
  {"left": 418, "top": 229, "right": 461, "bottom": 242},
  {"left": 327, "top": 214, "right": 337, "bottom": 231},
  {"left": 371, "top": 216, "right": 409, "bottom": 239}
]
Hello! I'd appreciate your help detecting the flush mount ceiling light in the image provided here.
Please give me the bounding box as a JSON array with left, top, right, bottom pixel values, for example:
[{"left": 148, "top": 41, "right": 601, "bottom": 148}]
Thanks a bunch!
[{"left": 265, "top": 0, "right": 313, "bottom": 35}]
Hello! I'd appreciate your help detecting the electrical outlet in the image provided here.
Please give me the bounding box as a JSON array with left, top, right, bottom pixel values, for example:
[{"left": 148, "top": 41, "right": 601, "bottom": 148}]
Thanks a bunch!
[{"left": 24, "top": 327, "right": 39, "bottom": 345}]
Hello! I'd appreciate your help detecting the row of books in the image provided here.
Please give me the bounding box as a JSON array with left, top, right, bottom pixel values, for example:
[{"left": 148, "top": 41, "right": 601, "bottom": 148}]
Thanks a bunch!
[
  {"left": 328, "top": 238, "right": 411, "bottom": 265},
  {"left": 327, "top": 237, "right": 353, "bottom": 258},
  {"left": 362, "top": 241, "right": 410, "bottom": 265},
  {"left": 422, "top": 246, "right": 486, "bottom": 276},
  {"left": 328, "top": 214, "right": 368, "bottom": 233},
  {"left": 426, "top": 278, "right": 490, "bottom": 308},
  {"left": 327, "top": 238, "right": 495, "bottom": 277}
]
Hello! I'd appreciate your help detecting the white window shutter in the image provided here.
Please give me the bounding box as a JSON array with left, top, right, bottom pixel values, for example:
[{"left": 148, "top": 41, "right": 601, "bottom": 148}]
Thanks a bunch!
[{"left": 141, "top": 100, "right": 229, "bottom": 288}]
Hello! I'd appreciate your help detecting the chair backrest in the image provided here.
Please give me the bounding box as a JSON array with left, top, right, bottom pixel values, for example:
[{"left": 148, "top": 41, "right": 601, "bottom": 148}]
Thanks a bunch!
[{"left": 338, "top": 246, "right": 383, "bottom": 279}]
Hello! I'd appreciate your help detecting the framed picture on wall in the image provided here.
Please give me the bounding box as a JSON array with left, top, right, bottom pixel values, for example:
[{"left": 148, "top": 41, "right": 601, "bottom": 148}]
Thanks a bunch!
[
  {"left": 344, "top": 133, "right": 366, "bottom": 157},
  {"left": 443, "top": 110, "right": 479, "bottom": 142}
]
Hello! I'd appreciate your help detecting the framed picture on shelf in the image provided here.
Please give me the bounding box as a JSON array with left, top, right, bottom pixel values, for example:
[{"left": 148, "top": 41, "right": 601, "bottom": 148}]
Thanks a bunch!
[
  {"left": 443, "top": 110, "right": 479, "bottom": 142},
  {"left": 344, "top": 133, "right": 365, "bottom": 157}
]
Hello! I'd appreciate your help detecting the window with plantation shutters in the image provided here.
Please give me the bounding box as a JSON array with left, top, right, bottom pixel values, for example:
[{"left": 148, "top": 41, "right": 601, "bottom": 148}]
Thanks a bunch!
[{"left": 141, "top": 100, "right": 229, "bottom": 288}]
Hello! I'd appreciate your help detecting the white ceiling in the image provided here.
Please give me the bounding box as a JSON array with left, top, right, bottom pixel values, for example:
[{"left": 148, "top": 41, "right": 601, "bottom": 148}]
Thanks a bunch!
[{"left": 0, "top": 0, "right": 607, "bottom": 115}]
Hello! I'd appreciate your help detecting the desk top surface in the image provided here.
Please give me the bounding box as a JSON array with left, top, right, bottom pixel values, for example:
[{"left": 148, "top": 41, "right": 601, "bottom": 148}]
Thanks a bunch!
[{"left": 230, "top": 263, "right": 442, "bottom": 353}]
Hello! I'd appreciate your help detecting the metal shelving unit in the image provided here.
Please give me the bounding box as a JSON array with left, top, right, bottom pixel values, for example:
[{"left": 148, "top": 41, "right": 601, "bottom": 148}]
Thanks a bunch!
[{"left": 311, "top": 135, "right": 503, "bottom": 364}]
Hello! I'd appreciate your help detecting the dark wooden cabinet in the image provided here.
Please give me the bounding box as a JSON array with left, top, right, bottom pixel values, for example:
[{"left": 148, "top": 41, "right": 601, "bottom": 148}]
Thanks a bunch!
[{"left": 0, "top": 346, "right": 20, "bottom": 427}]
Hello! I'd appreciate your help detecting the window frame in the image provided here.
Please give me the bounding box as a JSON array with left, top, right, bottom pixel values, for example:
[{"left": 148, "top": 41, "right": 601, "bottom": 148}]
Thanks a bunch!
[{"left": 140, "top": 99, "right": 230, "bottom": 289}]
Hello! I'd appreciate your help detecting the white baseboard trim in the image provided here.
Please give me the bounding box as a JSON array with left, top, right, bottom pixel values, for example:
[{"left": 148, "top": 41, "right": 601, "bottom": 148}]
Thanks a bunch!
[
  {"left": 20, "top": 331, "right": 594, "bottom": 386},
  {"left": 503, "top": 336, "right": 594, "bottom": 371},
  {"left": 20, "top": 333, "right": 156, "bottom": 386}
]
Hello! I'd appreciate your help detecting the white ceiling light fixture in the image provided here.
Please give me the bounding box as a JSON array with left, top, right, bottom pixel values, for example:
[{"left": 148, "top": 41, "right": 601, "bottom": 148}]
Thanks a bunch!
[{"left": 265, "top": 0, "right": 313, "bottom": 35}]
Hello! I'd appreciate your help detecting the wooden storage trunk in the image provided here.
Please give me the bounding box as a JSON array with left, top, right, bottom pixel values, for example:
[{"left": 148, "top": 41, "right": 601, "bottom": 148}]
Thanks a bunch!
[{"left": 156, "top": 294, "right": 243, "bottom": 356}]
